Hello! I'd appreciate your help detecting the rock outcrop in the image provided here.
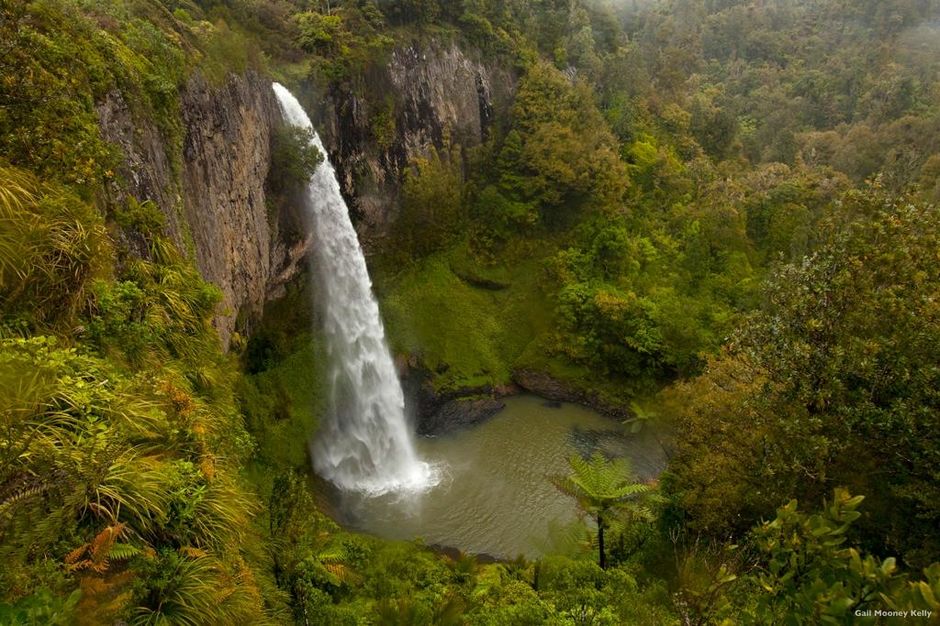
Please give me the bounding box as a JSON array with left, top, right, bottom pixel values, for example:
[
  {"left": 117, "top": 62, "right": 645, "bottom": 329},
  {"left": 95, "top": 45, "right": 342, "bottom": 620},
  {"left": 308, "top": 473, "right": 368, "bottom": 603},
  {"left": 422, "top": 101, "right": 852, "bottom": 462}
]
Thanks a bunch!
[
  {"left": 98, "top": 71, "right": 307, "bottom": 348},
  {"left": 416, "top": 397, "right": 506, "bottom": 436},
  {"left": 96, "top": 40, "right": 516, "bottom": 349},
  {"left": 512, "top": 369, "right": 632, "bottom": 420},
  {"left": 311, "top": 39, "right": 517, "bottom": 239},
  {"left": 398, "top": 356, "right": 519, "bottom": 436}
]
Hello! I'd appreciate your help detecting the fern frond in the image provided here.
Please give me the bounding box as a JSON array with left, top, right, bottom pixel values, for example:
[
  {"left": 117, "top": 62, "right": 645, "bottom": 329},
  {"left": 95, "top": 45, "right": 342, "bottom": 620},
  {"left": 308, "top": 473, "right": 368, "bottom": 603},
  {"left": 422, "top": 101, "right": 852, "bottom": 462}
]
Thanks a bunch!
[
  {"left": 0, "top": 483, "right": 48, "bottom": 519},
  {"left": 108, "top": 542, "right": 142, "bottom": 561},
  {"left": 555, "top": 452, "right": 653, "bottom": 512},
  {"left": 65, "top": 544, "right": 87, "bottom": 565}
]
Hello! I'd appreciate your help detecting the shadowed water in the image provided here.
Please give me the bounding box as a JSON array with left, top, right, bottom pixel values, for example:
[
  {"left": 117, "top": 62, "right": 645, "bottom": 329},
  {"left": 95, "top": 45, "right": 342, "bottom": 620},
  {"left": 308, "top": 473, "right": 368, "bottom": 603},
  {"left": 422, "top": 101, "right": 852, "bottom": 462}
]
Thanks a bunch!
[{"left": 332, "top": 395, "right": 667, "bottom": 559}]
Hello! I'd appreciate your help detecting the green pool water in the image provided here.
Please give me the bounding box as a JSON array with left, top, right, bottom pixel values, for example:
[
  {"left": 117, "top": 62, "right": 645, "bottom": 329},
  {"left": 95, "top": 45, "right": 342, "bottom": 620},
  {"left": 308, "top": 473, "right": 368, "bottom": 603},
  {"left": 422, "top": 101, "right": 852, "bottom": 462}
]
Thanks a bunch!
[{"left": 332, "top": 394, "right": 667, "bottom": 559}]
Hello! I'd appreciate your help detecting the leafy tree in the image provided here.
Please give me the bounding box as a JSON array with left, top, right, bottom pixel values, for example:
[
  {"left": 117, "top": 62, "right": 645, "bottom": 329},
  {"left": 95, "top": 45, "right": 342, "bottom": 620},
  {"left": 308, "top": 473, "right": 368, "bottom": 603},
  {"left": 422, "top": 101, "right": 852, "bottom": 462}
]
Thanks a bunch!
[
  {"left": 394, "top": 148, "right": 464, "bottom": 259},
  {"left": 383, "top": 0, "right": 442, "bottom": 25},
  {"left": 294, "top": 11, "right": 345, "bottom": 55},
  {"left": 740, "top": 489, "right": 940, "bottom": 624},
  {"left": 553, "top": 453, "right": 652, "bottom": 569},
  {"left": 269, "top": 125, "right": 323, "bottom": 193},
  {"left": 477, "top": 62, "right": 627, "bottom": 239},
  {"left": 690, "top": 92, "right": 738, "bottom": 160},
  {"left": 293, "top": 6, "right": 393, "bottom": 81},
  {"left": 741, "top": 164, "right": 848, "bottom": 265},
  {"left": 663, "top": 187, "right": 940, "bottom": 567}
]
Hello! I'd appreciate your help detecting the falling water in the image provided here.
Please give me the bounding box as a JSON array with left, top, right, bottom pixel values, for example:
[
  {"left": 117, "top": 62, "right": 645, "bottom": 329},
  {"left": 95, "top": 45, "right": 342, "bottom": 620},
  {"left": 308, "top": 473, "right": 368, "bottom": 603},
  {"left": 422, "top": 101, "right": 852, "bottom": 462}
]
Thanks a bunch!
[{"left": 272, "top": 83, "right": 437, "bottom": 495}]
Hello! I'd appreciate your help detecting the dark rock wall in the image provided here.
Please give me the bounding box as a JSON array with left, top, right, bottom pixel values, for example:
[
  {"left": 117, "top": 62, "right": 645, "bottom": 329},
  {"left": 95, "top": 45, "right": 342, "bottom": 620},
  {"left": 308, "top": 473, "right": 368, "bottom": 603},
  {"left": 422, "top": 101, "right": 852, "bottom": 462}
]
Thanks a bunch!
[
  {"left": 312, "top": 39, "right": 517, "bottom": 241},
  {"left": 98, "top": 71, "right": 308, "bottom": 348}
]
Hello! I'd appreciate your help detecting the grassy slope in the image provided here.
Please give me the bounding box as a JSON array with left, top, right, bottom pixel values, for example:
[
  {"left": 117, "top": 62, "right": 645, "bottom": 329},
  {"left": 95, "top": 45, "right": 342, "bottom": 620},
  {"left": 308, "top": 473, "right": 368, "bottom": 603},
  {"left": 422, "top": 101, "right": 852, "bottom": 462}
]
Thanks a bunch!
[
  {"left": 238, "top": 279, "right": 328, "bottom": 475},
  {"left": 377, "top": 239, "right": 554, "bottom": 392},
  {"left": 374, "top": 226, "right": 648, "bottom": 408}
]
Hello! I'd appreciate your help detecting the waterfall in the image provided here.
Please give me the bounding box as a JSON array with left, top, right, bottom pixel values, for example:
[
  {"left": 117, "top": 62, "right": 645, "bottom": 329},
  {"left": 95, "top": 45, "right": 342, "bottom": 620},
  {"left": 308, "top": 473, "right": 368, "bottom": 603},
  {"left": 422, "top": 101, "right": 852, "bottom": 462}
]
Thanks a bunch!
[{"left": 272, "top": 83, "right": 436, "bottom": 495}]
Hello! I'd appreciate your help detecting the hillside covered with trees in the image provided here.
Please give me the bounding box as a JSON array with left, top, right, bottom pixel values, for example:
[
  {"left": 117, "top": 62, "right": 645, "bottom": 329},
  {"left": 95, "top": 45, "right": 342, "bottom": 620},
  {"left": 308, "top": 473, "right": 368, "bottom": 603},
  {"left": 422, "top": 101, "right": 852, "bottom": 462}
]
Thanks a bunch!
[{"left": 1, "top": 0, "right": 940, "bottom": 623}]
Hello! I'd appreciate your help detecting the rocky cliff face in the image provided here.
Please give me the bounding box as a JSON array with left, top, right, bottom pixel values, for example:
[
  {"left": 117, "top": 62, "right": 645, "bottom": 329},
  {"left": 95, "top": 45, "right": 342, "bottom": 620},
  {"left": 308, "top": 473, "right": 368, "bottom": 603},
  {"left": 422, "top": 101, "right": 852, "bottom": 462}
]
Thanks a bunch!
[
  {"left": 96, "top": 40, "right": 515, "bottom": 347},
  {"left": 311, "top": 40, "right": 517, "bottom": 239},
  {"left": 98, "top": 71, "right": 307, "bottom": 348}
]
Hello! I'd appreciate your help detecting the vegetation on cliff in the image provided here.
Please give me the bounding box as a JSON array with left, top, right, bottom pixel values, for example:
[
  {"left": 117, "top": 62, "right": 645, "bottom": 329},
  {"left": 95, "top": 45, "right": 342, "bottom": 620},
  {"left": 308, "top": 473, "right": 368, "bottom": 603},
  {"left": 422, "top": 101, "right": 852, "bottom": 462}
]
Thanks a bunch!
[
  {"left": 0, "top": 163, "right": 268, "bottom": 623},
  {"left": 2, "top": 0, "right": 940, "bottom": 624}
]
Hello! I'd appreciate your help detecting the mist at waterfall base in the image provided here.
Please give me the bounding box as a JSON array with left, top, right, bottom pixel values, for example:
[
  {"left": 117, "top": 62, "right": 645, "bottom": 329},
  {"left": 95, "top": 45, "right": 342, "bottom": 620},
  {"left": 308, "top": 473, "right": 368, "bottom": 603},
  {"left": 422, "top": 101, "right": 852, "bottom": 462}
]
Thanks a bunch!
[{"left": 272, "top": 83, "right": 438, "bottom": 495}]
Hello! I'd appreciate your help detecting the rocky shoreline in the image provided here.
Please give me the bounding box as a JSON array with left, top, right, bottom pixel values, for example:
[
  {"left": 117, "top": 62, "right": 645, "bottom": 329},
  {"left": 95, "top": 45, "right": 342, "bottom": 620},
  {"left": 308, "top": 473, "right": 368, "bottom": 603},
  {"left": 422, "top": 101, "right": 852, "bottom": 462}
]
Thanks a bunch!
[
  {"left": 400, "top": 358, "right": 631, "bottom": 436},
  {"left": 511, "top": 369, "right": 632, "bottom": 421},
  {"left": 400, "top": 360, "right": 518, "bottom": 436}
]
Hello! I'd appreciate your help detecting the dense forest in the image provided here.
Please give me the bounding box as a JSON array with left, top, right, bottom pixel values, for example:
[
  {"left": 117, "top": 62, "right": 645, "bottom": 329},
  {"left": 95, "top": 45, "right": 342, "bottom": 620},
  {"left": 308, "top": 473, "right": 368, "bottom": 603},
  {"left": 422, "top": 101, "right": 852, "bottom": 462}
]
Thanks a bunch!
[{"left": 1, "top": 0, "right": 939, "bottom": 623}]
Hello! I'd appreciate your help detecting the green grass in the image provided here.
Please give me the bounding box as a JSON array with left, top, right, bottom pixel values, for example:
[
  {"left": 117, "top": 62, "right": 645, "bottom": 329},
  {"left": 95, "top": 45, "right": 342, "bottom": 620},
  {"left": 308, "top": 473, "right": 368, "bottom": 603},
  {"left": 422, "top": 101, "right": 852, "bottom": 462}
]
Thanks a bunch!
[
  {"left": 240, "top": 337, "right": 327, "bottom": 472},
  {"left": 238, "top": 278, "right": 328, "bottom": 472},
  {"left": 374, "top": 235, "right": 650, "bottom": 405},
  {"left": 376, "top": 240, "right": 555, "bottom": 392}
]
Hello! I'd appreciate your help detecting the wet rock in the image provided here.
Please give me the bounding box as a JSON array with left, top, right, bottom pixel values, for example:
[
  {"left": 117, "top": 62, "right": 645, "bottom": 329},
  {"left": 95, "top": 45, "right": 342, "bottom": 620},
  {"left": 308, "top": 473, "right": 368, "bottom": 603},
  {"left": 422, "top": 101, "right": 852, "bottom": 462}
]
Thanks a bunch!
[
  {"left": 311, "top": 39, "right": 517, "bottom": 241},
  {"left": 512, "top": 369, "right": 631, "bottom": 420},
  {"left": 430, "top": 544, "right": 502, "bottom": 564},
  {"left": 399, "top": 356, "right": 520, "bottom": 436},
  {"left": 418, "top": 397, "right": 506, "bottom": 437}
]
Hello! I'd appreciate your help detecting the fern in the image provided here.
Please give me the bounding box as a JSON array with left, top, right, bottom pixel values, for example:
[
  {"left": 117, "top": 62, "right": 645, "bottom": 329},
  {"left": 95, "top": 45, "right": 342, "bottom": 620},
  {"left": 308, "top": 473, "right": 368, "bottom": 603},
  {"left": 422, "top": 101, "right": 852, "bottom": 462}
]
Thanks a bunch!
[
  {"left": 65, "top": 524, "right": 127, "bottom": 573},
  {"left": 552, "top": 452, "right": 656, "bottom": 568},
  {"left": 0, "top": 484, "right": 47, "bottom": 521},
  {"left": 107, "top": 542, "right": 141, "bottom": 561}
]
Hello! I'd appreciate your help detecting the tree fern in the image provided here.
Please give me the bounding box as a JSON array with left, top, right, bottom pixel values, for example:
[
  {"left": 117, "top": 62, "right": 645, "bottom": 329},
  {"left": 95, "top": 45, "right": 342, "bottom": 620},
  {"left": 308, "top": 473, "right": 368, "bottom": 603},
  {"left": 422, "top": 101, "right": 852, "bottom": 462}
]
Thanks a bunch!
[
  {"left": 315, "top": 542, "right": 361, "bottom": 586},
  {"left": 552, "top": 452, "right": 654, "bottom": 569}
]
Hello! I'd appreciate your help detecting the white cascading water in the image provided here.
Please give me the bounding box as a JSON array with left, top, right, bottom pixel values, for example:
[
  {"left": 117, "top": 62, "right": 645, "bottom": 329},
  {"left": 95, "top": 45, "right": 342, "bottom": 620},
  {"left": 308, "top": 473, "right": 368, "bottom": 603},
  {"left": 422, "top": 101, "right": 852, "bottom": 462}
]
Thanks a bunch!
[{"left": 272, "top": 83, "right": 437, "bottom": 495}]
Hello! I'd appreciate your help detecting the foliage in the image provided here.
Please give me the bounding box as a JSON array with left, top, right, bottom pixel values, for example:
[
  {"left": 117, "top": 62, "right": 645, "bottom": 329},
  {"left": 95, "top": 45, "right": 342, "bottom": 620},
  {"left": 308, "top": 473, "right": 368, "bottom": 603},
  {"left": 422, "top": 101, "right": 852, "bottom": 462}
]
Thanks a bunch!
[
  {"left": 239, "top": 281, "right": 328, "bottom": 471},
  {"left": 269, "top": 125, "right": 323, "bottom": 195},
  {"left": 0, "top": 588, "right": 80, "bottom": 626},
  {"left": 5, "top": 0, "right": 940, "bottom": 623},
  {"left": 393, "top": 146, "right": 465, "bottom": 260},
  {"left": 544, "top": 195, "right": 752, "bottom": 386},
  {"left": 0, "top": 166, "right": 110, "bottom": 332},
  {"left": 553, "top": 453, "right": 654, "bottom": 569},
  {"left": 130, "top": 548, "right": 264, "bottom": 626},
  {"left": 293, "top": 5, "right": 394, "bottom": 82},
  {"left": 474, "top": 62, "right": 627, "bottom": 240},
  {"left": 378, "top": 247, "right": 553, "bottom": 392},
  {"left": 740, "top": 489, "right": 940, "bottom": 624},
  {"left": 663, "top": 187, "right": 940, "bottom": 567},
  {"left": 621, "top": 0, "right": 940, "bottom": 187},
  {"left": 0, "top": 174, "right": 265, "bottom": 621},
  {"left": 0, "top": 0, "right": 119, "bottom": 187}
]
